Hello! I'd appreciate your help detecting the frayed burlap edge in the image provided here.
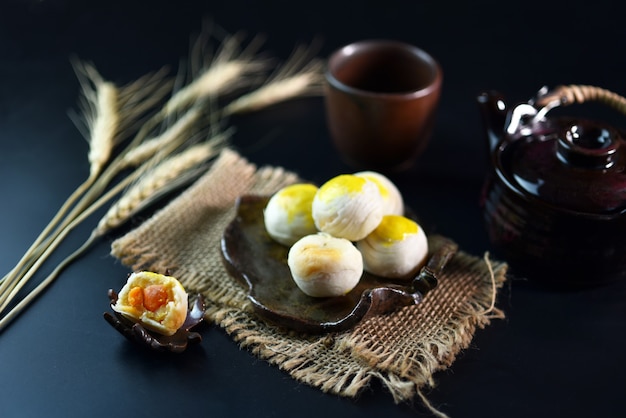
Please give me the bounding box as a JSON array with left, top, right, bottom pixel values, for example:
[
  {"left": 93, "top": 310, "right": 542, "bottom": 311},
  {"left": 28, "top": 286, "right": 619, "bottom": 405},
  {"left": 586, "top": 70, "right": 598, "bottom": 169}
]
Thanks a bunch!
[
  {"left": 111, "top": 148, "right": 507, "bottom": 416},
  {"left": 348, "top": 252, "right": 507, "bottom": 406}
]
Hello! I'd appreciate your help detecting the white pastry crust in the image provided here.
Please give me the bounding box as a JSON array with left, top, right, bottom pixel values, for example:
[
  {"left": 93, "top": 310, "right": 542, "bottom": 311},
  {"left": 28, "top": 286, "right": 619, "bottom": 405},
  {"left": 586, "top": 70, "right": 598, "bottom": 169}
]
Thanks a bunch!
[
  {"left": 312, "top": 174, "right": 384, "bottom": 242},
  {"left": 112, "top": 271, "right": 188, "bottom": 336},
  {"left": 357, "top": 215, "right": 428, "bottom": 279},
  {"left": 263, "top": 183, "right": 319, "bottom": 246},
  {"left": 288, "top": 233, "right": 363, "bottom": 297},
  {"left": 354, "top": 171, "right": 404, "bottom": 216}
]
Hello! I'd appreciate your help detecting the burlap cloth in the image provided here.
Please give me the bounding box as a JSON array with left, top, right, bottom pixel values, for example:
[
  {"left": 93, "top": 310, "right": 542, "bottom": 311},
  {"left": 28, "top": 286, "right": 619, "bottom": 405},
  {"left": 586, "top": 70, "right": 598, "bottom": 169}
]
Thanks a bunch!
[{"left": 111, "top": 148, "right": 507, "bottom": 414}]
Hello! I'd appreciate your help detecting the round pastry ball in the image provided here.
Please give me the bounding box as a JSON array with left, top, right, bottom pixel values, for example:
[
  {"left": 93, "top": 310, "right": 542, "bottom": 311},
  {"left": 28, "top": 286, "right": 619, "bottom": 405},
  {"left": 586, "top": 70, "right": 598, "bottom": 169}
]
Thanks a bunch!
[
  {"left": 312, "top": 174, "right": 384, "bottom": 241},
  {"left": 288, "top": 233, "right": 363, "bottom": 297},
  {"left": 263, "top": 183, "right": 319, "bottom": 246},
  {"left": 357, "top": 215, "right": 429, "bottom": 279},
  {"left": 112, "top": 271, "right": 188, "bottom": 336},
  {"left": 353, "top": 170, "right": 404, "bottom": 216}
]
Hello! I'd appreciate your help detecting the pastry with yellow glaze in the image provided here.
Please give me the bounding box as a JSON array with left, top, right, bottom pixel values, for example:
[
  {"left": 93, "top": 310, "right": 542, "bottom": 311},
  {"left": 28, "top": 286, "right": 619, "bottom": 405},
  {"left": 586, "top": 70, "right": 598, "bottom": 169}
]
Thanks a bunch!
[
  {"left": 112, "top": 271, "right": 188, "bottom": 336},
  {"left": 357, "top": 215, "right": 428, "bottom": 279},
  {"left": 353, "top": 171, "right": 404, "bottom": 216},
  {"left": 312, "top": 174, "right": 384, "bottom": 241},
  {"left": 263, "top": 183, "right": 319, "bottom": 246},
  {"left": 288, "top": 232, "right": 363, "bottom": 297}
]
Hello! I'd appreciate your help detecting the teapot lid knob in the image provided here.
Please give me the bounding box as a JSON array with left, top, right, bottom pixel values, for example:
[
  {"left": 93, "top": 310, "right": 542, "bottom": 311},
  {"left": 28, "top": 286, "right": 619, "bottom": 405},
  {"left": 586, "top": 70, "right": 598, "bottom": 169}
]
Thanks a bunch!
[
  {"left": 557, "top": 123, "right": 620, "bottom": 169},
  {"left": 500, "top": 118, "right": 626, "bottom": 214},
  {"left": 495, "top": 85, "right": 626, "bottom": 215}
]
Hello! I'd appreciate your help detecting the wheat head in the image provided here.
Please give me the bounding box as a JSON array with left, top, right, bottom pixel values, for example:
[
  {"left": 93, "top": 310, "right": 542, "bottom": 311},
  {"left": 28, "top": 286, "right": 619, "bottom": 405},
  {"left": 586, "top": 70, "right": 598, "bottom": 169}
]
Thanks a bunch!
[
  {"left": 94, "top": 136, "right": 228, "bottom": 236},
  {"left": 87, "top": 82, "right": 120, "bottom": 177},
  {"left": 118, "top": 107, "right": 207, "bottom": 169},
  {"left": 162, "top": 33, "right": 267, "bottom": 117},
  {"left": 222, "top": 43, "right": 324, "bottom": 115},
  {"left": 163, "top": 60, "right": 258, "bottom": 116},
  {"left": 71, "top": 60, "right": 175, "bottom": 177},
  {"left": 72, "top": 61, "right": 121, "bottom": 178},
  {"left": 223, "top": 68, "right": 323, "bottom": 115}
]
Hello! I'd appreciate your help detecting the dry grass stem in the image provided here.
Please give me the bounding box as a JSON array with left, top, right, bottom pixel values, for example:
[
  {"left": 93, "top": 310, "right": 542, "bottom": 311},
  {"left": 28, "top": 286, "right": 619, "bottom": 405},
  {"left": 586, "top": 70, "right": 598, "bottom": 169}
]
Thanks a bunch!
[
  {"left": 111, "top": 67, "right": 175, "bottom": 137},
  {"left": 163, "top": 60, "right": 258, "bottom": 116},
  {"left": 0, "top": 62, "right": 122, "bottom": 300},
  {"left": 118, "top": 106, "right": 207, "bottom": 169},
  {"left": 0, "top": 236, "right": 93, "bottom": 332},
  {"left": 0, "top": 177, "right": 93, "bottom": 294},
  {"left": 71, "top": 60, "right": 174, "bottom": 163},
  {"left": 0, "top": 133, "right": 228, "bottom": 324},
  {"left": 0, "top": 63, "right": 176, "bottom": 312},
  {"left": 0, "top": 31, "right": 327, "bottom": 332},
  {"left": 95, "top": 135, "right": 228, "bottom": 236},
  {"left": 0, "top": 213, "right": 80, "bottom": 315},
  {"left": 222, "top": 44, "right": 324, "bottom": 115},
  {"left": 162, "top": 34, "right": 267, "bottom": 117},
  {"left": 222, "top": 63, "right": 324, "bottom": 115},
  {"left": 2, "top": 63, "right": 173, "bottom": 280},
  {"left": 0, "top": 167, "right": 133, "bottom": 317},
  {"left": 10, "top": 80, "right": 211, "bottom": 285}
]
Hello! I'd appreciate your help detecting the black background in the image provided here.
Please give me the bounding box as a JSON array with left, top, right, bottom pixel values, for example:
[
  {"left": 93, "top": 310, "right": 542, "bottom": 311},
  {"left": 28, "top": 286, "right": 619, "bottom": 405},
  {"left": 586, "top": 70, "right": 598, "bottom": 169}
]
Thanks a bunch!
[{"left": 1, "top": 1, "right": 625, "bottom": 417}]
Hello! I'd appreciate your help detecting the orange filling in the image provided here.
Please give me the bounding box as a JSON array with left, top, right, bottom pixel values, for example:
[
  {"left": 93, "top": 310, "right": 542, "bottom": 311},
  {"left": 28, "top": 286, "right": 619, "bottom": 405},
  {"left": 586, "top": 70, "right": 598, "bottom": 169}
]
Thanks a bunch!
[
  {"left": 127, "top": 285, "right": 169, "bottom": 312},
  {"left": 143, "top": 285, "right": 169, "bottom": 311},
  {"left": 128, "top": 286, "right": 144, "bottom": 308}
]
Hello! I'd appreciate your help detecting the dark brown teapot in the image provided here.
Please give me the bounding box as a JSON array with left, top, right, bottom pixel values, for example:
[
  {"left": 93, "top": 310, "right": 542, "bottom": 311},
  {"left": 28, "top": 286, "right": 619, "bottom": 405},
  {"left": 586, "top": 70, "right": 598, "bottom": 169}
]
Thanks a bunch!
[{"left": 478, "top": 85, "right": 626, "bottom": 287}]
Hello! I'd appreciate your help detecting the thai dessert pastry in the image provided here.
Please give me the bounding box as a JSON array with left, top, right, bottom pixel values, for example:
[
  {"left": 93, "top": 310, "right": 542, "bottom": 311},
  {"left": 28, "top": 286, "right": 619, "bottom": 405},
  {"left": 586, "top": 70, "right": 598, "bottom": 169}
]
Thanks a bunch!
[
  {"left": 288, "top": 232, "right": 363, "bottom": 297},
  {"left": 262, "top": 171, "right": 429, "bottom": 298},
  {"left": 357, "top": 214, "right": 428, "bottom": 279},
  {"left": 263, "top": 183, "right": 319, "bottom": 246},
  {"left": 112, "top": 271, "right": 188, "bottom": 336},
  {"left": 353, "top": 171, "right": 404, "bottom": 216},
  {"left": 312, "top": 174, "right": 384, "bottom": 241}
]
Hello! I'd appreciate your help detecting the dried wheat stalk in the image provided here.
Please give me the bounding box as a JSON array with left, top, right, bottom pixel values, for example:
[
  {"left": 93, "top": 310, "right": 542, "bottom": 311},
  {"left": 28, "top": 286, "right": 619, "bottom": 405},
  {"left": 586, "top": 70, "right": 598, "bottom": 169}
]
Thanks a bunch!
[
  {"left": 2, "top": 104, "right": 214, "bottom": 297},
  {"left": 0, "top": 64, "right": 161, "bottom": 301},
  {"left": 223, "top": 44, "right": 324, "bottom": 116},
  {"left": 162, "top": 33, "right": 267, "bottom": 117},
  {"left": 118, "top": 106, "right": 206, "bottom": 169},
  {"left": 96, "top": 135, "right": 228, "bottom": 235},
  {"left": 0, "top": 30, "right": 325, "bottom": 332},
  {"left": 0, "top": 63, "right": 173, "bottom": 300},
  {"left": 85, "top": 81, "right": 119, "bottom": 177},
  {"left": 71, "top": 60, "right": 174, "bottom": 176},
  {"left": 0, "top": 133, "right": 229, "bottom": 330}
]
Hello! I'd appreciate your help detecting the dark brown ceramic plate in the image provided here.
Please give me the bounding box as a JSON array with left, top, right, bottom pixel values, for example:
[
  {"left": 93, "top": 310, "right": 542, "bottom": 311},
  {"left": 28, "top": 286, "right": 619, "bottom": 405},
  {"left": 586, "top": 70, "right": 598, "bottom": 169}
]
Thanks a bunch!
[{"left": 220, "top": 195, "right": 457, "bottom": 334}]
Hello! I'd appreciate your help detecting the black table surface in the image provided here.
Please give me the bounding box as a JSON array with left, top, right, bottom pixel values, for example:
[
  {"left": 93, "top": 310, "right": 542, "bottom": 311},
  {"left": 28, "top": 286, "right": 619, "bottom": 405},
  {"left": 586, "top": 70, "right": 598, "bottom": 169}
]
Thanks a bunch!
[{"left": 1, "top": 1, "right": 625, "bottom": 417}]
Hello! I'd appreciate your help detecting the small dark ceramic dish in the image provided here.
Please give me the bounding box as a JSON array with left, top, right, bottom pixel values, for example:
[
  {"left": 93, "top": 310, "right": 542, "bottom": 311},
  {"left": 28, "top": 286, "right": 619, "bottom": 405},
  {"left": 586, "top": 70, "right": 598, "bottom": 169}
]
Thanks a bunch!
[
  {"left": 220, "top": 195, "right": 457, "bottom": 334},
  {"left": 104, "top": 290, "right": 206, "bottom": 353}
]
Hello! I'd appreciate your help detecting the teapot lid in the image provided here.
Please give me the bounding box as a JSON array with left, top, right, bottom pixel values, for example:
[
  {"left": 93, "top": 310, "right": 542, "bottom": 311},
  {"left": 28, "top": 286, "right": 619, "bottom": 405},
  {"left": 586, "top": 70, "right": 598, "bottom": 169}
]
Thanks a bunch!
[{"left": 498, "top": 99, "right": 626, "bottom": 215}]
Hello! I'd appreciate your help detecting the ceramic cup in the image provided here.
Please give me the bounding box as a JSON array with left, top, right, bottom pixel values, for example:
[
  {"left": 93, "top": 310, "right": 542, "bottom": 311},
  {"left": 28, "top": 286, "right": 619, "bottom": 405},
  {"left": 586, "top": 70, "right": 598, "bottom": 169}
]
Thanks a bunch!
[{"left": 324, "top": 40, "right": 442, "bottom": 171}]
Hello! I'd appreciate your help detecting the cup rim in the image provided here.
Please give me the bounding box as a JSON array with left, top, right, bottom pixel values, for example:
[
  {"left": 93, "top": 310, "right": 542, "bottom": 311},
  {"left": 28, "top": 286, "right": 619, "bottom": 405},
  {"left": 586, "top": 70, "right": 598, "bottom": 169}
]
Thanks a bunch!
[{"left": 325, "top": 39, "right": 442, "bottom": 99}]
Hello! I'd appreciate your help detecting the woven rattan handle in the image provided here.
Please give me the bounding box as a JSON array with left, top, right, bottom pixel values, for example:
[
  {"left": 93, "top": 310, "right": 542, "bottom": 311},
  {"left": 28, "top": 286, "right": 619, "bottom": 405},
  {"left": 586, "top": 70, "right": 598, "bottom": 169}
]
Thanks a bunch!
[{"left": 536, "top": 84, "right": 626, "bottom": 115}]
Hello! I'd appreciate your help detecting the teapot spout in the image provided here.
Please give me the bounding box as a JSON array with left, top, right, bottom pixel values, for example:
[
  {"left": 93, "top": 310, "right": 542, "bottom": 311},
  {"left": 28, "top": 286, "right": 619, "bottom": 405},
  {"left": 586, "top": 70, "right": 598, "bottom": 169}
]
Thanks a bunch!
[{"left": 477, "top": 91, "right": 508, "bottom": 153}]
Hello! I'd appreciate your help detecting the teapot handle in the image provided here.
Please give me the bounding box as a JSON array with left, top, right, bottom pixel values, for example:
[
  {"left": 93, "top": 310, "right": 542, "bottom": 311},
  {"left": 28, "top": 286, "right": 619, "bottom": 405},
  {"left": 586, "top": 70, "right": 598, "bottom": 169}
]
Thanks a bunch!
[{"left": 535, "top": 85, "right": 626, "bottom": 115}]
